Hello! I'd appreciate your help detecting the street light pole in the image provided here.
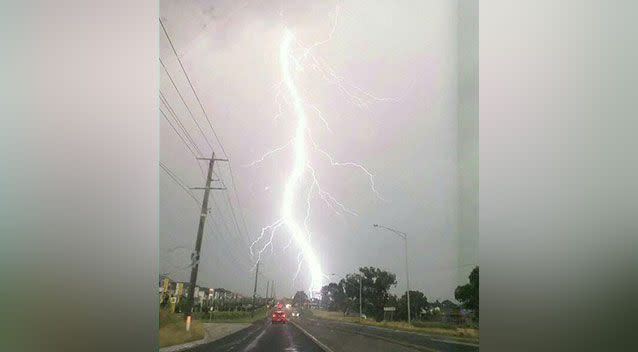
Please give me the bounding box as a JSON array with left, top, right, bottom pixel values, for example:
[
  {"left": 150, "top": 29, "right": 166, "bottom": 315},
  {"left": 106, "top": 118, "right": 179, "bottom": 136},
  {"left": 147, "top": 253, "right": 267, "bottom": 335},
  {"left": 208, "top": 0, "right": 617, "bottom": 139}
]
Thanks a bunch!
[
  {"left": 359, "top": 275, "right": 362, "bottom": 320},
  {"left": 373, "top": 224, "right": 411, "bottom": 325},
  {"left": 404, "top": 233, "right": 411, "bottom": 325}
]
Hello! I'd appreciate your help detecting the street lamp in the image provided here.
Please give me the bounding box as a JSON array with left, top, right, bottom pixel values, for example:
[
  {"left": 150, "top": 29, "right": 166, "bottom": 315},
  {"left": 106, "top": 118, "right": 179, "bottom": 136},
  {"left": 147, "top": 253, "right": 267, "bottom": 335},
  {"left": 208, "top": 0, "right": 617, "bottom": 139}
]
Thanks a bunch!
[
  {"left": 373, "top": 224, "right": 412, "bottom": 325},
  {"left": 358, "top": 274, "right": 363, "bottom": 320}
]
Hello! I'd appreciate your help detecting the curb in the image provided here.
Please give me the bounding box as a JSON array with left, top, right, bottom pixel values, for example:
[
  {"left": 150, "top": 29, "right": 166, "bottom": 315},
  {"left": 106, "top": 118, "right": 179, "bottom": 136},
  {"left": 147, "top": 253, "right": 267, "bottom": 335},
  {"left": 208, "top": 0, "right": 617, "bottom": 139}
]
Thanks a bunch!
[
  {"left": 288, "top": 319, "right": 335, "bottom": 352},
  {"left": 159, "top": 323, "right": 252, "bottom": 352},
  {"left": 159, "top": 337, "right": 207, "bottom": 352}
]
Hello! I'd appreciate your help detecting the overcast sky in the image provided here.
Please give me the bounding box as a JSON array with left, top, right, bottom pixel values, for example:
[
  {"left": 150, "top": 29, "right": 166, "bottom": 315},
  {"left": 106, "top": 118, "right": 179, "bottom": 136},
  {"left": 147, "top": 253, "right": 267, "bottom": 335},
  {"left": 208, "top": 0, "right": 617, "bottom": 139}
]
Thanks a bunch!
[{"left": 159, "top": 0, "right": 477, "bottom": 301}]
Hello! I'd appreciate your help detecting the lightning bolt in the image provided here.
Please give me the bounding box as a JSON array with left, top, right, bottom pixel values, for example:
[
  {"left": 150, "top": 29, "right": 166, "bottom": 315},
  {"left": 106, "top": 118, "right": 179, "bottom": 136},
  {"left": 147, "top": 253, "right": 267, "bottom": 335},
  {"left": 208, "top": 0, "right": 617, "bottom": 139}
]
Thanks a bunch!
[
  {"left": 248, "top": 7, "right": 394, "bottom": 294},
  {"left": 278, "top": 29, "right": 324, "bottom": 293},
  {"left": 242, "top": 139, "right": 292, "bottom": 168}
]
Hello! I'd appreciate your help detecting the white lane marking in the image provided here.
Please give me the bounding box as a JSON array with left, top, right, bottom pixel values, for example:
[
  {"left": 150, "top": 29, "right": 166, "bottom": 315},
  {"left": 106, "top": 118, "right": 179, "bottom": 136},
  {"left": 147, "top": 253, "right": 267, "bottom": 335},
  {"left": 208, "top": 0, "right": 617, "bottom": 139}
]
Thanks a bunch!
[
  {"left": 289, "top": 320, "right": 335, "bottom": 352},
  {"left": 242, "top": 324, "right": 268, "bottom": 352},
  {"left": 284, "top": 321, "right": 298, "bottom": 352}
]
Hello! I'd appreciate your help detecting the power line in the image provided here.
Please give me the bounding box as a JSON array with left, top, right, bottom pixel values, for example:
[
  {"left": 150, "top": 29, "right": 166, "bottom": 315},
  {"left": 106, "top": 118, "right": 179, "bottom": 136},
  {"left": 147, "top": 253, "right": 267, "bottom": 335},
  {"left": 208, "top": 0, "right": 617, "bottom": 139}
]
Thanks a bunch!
[
  {"left": 208, "top": 180, "right": 254, "bottom": 269},
  {"left": 161, "top": 103, "right": 254, "bottom": 271},
  {"left": 224, "top": 164, "right": 252, "bottom": 245},
  {"left": 159, "top": 119, "right": 253, "bottom": 280},
  {"left": 159, "top": 160, "right": 247, "bottom": 274},
  {"left": 215, "top": 173, "right": 252, "bottom": 253},
  {"left": 160, "top": 161, "right": 200, "bottom": 205},
  {"left": 160, "top": 16, "right": 256, "bottom": 290},
  {"left": 171, "top": 164, "right": 252, "bottom": 269},
  {"left": 160, "top": 58, "right": 214, "bottom": 152},
  {"left": 206, "top": 219, "right": 254, "bottom": 273},
  {"left": 160, "top": 100, "right": 206, "bottom": 178},
  {"left": 161, "top": 163, "right": 253, "bottom": 272},
  {"left": 160, "top": 108, "right": 200, "bottom": 161},
  {"left": 159, "top": 18, "right": 252, "bottom": 251},
  {"left": 204, "top": 221, "right": 253, "bottom": 276},
  {"left": 159, "top": 17, "right": 225, "bottom": 157},
  {"left": 207, "top": 190, "right": 255, "bottom": 270},
  {"left": 159, "top": 183, "right": 251, "bottom": 285},
  {"left": 160, "top": 186, "right": 253, "bottom": 278},
  {"left": 160, "top": 90, "right": 204, "bottom": 157}
]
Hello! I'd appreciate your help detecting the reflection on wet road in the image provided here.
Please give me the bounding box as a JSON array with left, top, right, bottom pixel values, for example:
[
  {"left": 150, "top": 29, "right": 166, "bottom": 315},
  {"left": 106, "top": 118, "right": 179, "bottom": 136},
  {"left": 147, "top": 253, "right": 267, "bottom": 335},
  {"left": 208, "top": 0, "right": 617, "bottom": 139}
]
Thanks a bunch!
[{"left": 187, "top": 319, "right": 323, "bottom": 352}]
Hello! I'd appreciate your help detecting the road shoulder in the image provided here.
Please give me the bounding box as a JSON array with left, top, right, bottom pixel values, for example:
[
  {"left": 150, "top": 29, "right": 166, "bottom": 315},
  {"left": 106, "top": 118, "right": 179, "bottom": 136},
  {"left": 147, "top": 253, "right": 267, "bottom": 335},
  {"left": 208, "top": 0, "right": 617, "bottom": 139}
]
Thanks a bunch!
[
  {"left": 317, "top": 318, "right": 479, "bottom": 346},
  {"left": 294, "top": 317, "right": 479, "bottom": 352},
  {"left": 289, "top": 319, "right": 335, "bottom": 352},
  {"left": 159, "top": 322, "right": 251, "bottom": 352}
]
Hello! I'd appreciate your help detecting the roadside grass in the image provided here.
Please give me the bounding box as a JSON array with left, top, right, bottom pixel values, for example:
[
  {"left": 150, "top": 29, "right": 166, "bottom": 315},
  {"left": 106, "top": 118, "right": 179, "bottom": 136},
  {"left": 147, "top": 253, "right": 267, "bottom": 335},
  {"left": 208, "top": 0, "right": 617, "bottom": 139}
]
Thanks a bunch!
[
  {"left": 299, "top": 308, "right": 314, "bottom": 318},
  {"left": 159, "top": 307, "right": 268, "bottom": 348},
  {"left": 194, "top": 307, "right": 268, "bottom": 323},
  {"left": 309, "top": 309, "right": 479, "bottom": 343},
  {"left": 159, "top": 310, "right": 205, "bottom": 348}
]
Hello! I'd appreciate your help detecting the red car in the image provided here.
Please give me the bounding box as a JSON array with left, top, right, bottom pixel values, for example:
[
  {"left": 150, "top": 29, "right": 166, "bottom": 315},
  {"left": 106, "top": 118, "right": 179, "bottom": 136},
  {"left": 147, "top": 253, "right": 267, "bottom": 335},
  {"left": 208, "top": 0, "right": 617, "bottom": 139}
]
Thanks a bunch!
[{"left": 272, "top": 303, "right": 287, "bottom": 323}]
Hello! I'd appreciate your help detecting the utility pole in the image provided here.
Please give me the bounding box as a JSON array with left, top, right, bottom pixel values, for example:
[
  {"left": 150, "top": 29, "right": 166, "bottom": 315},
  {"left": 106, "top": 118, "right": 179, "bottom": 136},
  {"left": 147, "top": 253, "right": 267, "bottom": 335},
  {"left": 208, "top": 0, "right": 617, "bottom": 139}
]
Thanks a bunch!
[
  {"left": 266, "top": 280, "right": 270, "bottom": 300},
  {"left": 184, "top": 153, "right": 228, "bottom": 318},
  {"left": 251, "top": 261, "right": 259, "bottom": 317},
  {"left": 272, "top": 280, "right": 275, "bottom": 300}
]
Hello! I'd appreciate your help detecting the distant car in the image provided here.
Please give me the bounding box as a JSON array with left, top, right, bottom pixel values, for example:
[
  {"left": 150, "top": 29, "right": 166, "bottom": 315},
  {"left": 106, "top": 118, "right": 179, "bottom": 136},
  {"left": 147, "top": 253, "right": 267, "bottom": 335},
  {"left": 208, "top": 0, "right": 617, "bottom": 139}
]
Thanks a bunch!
[
  {"left": 272, "top": 309, "right": 287, "bottom": 323},
  {"left": 291, "top": 310, "right": 300, "bottom": 317}
]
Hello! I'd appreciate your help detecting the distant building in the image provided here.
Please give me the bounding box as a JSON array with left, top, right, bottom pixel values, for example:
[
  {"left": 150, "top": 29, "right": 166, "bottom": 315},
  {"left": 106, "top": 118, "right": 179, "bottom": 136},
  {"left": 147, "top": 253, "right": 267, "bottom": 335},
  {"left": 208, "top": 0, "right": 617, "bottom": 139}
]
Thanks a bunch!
[
  {"left": 158, "top": 277, "right": 248, "bottom": 311},
  {"left": 213, "top": 288, "right": 233, "bottom": 300},
  {"left": 159, "top": 275, "right": 174, "bottom": 297},
  {"left": 308, "top": 298, "right": 320, "bottom": 309},
  {"left": 422, "top": 300, "right": 470, "bottom": 324}
]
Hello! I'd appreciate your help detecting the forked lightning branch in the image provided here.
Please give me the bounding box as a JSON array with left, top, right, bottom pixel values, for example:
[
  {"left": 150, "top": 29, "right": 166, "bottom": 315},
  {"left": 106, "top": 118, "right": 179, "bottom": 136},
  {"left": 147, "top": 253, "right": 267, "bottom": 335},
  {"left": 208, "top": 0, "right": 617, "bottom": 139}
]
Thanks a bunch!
[{"left": 248, "top": 21, "right": 390, "bottom": 294}]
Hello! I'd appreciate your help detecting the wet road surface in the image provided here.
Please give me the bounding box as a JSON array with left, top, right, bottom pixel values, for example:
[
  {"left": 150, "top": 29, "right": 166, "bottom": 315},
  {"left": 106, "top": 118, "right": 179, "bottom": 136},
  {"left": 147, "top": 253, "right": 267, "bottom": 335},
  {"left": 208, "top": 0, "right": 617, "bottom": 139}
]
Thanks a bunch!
[
  {"left": 186, "top": 317, "right": 479, "bottom": 352},
  {"left": 187, "top": 319, "right": 323, "bottom": 352},
  {"left": 293, "top": 318, "right": 479, "bottom": 352}
]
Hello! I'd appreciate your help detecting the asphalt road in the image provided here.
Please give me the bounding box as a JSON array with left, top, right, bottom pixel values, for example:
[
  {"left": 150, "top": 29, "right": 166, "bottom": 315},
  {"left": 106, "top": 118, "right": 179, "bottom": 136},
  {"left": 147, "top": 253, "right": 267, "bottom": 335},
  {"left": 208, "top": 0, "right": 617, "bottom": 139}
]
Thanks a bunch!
[
  {"left": 186, "top": 319, "right": 324, "bottom": 352},
  {"left": 185, "top": 316, "right": 479, "bottom": 352},
  {"left": 292, "top": 318, "right": 479, "bottom": 352}
]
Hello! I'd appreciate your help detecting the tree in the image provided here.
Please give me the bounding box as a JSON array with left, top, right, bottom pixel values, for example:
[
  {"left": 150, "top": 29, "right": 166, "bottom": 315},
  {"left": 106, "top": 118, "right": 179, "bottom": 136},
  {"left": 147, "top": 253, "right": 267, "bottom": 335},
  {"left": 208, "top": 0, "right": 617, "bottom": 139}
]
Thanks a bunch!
[
  {"left": 342, "top": 267, "right": 397, "bottom": 321},
  {"left": 397, "top": 290, "right": 427, "bottom": 321},
  {"left": 339, "top": 275, "right": 358, "bottom": 315},
  {"left": 455, "top": 266, "right": 479, "bottom": 321},
  {"left": 292, "top": 291, "right": 308, "bottom": 308},
  {"left": 320, "top": 282, "right": 347, "bottom": 312}
]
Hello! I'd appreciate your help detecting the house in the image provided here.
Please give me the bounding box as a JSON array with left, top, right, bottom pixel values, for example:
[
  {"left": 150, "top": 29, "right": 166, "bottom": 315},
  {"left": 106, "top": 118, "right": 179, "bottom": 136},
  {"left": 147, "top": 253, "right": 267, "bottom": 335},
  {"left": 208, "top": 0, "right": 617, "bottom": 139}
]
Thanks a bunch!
[
  {"left": 441, "top": 299, "right": 459, "bottom": 311},
  {"left": 432, "top": 300, "right": 474, "bottom": 325},
  {"left": 423, "top": 300, "right": 467, "bottom": 323},
  {"left": 159, "top": 275, "right": 174, "bottom": 297},
  {"left": 308, "top": 298, "right": 321, "bottom": 309},
  {"left": 213, "top": 288, "right": 233, "bottom": 300},
  {"left": 195, "top": 286, "right": 211, "bottom": 304}
]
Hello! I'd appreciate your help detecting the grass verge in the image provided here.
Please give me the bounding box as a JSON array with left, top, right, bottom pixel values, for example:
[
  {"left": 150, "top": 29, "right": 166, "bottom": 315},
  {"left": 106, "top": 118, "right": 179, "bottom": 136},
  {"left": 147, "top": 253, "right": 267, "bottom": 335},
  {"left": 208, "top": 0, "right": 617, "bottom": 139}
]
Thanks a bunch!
[
  {"left": 159, "top": 310, "right": 205, "bottom": 348},
  {"left": 195, "top": 307, "right": 268, "bottom": 323},
  {"left": 309, "top": 309, "right": 479, "bottom": 343},
  {"left": 160, "top": 308, "right": 267, "bottom": 348}
]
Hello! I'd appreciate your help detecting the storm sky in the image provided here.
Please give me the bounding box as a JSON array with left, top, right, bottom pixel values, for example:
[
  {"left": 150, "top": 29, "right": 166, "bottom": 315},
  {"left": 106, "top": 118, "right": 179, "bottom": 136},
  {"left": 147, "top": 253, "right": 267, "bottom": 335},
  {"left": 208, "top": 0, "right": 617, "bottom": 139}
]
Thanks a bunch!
[{"left": 159, "top": 0, "right": 477, "bottom": 301}]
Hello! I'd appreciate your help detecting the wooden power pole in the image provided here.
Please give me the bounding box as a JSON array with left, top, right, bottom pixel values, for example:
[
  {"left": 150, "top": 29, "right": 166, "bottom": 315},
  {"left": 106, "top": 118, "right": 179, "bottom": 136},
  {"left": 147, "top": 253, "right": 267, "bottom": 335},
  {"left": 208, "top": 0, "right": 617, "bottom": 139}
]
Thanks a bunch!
[
  {"left": 251, "top": 261, "right": 260, "bottom": 317},
  {"left": 184, "top": 152, "right": 227, "bottom": 317}
]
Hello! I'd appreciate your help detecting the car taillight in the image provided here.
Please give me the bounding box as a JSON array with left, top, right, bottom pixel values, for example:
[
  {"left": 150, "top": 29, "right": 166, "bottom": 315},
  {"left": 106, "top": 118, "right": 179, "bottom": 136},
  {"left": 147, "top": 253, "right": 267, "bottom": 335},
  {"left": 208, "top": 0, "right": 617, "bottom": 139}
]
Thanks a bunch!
[{"left": 272, "top": 314, "right": 276, "bottom": 318}]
